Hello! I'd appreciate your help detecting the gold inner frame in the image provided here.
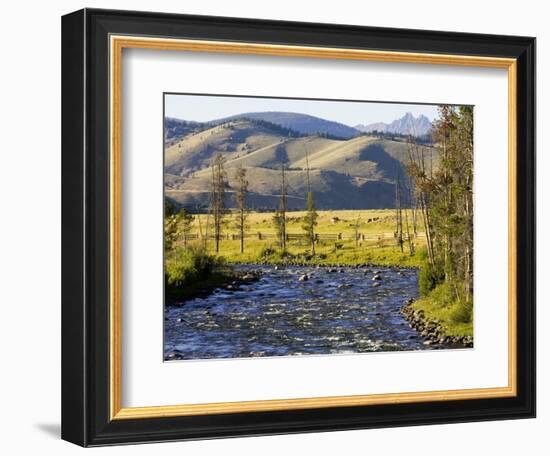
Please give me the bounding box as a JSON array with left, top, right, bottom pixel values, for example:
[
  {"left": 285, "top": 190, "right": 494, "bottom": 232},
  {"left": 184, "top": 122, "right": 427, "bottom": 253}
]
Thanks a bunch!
[{"left": 109, "top": 35, "right": 518, "bottom": 420}]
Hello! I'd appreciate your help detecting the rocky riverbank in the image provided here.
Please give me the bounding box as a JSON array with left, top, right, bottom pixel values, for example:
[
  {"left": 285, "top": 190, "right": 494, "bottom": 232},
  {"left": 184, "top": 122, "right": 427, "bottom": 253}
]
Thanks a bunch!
[
  {"left": 166, "top": 269, "right": 263, "bottom": 306},
  {"left": 219, "top": 269, "right": 263, "bottom": 291},
  {"left": 401, "top": 299, "right": 473, "bottom": 348}
]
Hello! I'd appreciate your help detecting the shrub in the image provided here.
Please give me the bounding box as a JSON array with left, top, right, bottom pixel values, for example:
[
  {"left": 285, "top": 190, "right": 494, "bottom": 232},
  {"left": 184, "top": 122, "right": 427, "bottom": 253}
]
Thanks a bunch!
[
  {"left": 418, "top": 249, "right": 444, "bottom": 296},
  {"left": 423, "top": 281, "right": 473, "bottom": 323},
  {"left": 427, "top": 281, "right": 455, "bottom": 308},
  {"left": 165, "top": 245, "right": 220, "bottom": 287},
  {"left": 257, "top": 245, "right": 298, "bottom": 263},
  {"left": 258, "top": 245, "right": 277, "bottom": 259},
  {"left": 449, "top": 299, "right": 473, "bottom": 324},
  {"left": 419, "top": 258, "right": 436, "bottom": 296}
]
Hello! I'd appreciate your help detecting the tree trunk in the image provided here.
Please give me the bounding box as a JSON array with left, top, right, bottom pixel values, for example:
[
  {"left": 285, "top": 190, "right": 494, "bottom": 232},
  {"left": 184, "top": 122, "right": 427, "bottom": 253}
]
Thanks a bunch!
[{"left": 239, "top": 210, "right": 244, "bottom": 253}]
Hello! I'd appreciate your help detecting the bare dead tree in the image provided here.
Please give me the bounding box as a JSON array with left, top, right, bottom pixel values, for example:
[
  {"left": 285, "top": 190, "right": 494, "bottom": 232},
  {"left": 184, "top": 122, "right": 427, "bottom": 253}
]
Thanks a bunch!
[
  {"left": 406, "top": 138, "right": 435, "bottom": 269},
  {"left": 413, "top": 200, "right": 418, "bottom": 237},
  {"left": 210, "top": 153, "right": 226, "bottom": 253},
  {"left": 404, "top": 208, "right": 414, "bottom": 255},
  {"left": 395, "top": 167, "right": 404, "bottom": 253},
  {"left": 352, "top": 215, "right": 361, "bottom": 248},
  {"left": 196, "top": 204, "right": 205, "bottom": 246},
  {"left": 302, "top": 144, "right": 317, "bottom": 254}
]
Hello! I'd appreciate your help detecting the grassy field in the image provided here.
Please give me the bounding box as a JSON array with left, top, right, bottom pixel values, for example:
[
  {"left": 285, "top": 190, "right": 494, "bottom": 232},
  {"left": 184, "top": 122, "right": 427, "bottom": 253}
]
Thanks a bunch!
[{"left": 178, "top": 209, "right": 425, "bottom": 267}]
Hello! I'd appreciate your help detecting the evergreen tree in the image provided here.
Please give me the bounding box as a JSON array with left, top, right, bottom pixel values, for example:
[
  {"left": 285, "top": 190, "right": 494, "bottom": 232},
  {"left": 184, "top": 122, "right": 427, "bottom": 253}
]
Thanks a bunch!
[
  {"left": 164, "top": 212, "right": 180, "bottom": 252},
  {"left": 273, "top": 163, "right": 287, "bottom": 250},
  {"left": 179, "top": 208, "right": 194, "bottom": 246},
  {"left": 234, "top": 165, "right": 249, "bottom": 253}
]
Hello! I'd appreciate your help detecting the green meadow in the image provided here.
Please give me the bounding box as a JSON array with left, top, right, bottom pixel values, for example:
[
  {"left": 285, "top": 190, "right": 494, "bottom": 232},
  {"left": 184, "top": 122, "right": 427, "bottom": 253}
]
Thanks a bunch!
[{"left": 180, "top": 209, "right": 424, "bottom": 267}]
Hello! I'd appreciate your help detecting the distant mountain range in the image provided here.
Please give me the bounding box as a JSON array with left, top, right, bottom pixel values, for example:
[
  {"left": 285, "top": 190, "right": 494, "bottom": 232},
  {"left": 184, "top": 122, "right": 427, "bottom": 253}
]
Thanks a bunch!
[
  {"left": 355, "top": 112, "right": 433, "bottom": 137},
  {"left": 164, "top": 112, "right": 437, "bottom": 210},
  {"left": 166, "top": 111, "right": 434, "bottom": 147},
  {"left": 215, "top": 111, "right": 361, "bottom": 139}
]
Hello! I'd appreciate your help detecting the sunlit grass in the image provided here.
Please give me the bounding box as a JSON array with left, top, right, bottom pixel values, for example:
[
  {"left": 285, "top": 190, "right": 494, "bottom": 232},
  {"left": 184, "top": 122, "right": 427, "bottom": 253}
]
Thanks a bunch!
[
  {"left": 178, "top": 209, "right": 425, "bottom": 268},
  {"left": 411, "top": 283, "right": 473, "bottom": 337}
]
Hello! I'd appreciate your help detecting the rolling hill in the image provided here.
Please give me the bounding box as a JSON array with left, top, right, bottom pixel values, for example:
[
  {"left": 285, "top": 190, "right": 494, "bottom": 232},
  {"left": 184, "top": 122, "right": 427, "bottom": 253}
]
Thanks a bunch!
[{"left": 164, "top": 117, "right": 433, "bottom": 210}]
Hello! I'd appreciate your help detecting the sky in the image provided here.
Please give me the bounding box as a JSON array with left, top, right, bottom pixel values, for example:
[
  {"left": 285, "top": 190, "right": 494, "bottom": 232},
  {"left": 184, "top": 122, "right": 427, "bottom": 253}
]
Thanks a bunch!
[{"left": 164, "top": 93, "right": 440, "bottom": 127}]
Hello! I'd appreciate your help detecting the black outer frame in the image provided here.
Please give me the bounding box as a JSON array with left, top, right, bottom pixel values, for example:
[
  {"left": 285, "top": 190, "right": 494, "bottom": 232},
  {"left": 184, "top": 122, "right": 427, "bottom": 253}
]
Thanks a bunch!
[{"left": 61, "top": 8, "right": 536, "bottom": 447}]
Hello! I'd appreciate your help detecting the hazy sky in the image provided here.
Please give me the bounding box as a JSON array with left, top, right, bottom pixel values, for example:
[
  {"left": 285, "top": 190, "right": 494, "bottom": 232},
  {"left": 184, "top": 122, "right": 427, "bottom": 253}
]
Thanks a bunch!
[{"left": 164, "top": 93, "right": 440, "bottom": 126}]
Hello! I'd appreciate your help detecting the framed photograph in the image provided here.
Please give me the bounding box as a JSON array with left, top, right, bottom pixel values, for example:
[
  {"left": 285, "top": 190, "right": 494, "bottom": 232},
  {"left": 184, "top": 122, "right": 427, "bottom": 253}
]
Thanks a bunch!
[{"left": 61, "top": 8, "right": 535, "bottom": 446}]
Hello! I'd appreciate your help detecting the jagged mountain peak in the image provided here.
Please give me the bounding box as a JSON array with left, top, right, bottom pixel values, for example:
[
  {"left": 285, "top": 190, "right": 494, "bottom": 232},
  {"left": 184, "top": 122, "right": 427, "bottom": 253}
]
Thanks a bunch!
[{"left": 355, "top": 112, "right": 433, "bottom": 137}]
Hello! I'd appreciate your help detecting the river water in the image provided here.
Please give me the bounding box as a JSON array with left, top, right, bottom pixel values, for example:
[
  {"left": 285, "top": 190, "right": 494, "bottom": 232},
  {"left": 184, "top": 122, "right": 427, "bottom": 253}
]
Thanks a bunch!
[{"left": 164, "top": 264, "right": 443, "bottom": 361}]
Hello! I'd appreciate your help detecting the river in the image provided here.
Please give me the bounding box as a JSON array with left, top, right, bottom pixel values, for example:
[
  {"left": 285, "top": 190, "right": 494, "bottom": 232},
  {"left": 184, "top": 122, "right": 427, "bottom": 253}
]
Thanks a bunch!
[{"left": 164, "top": 264, "right": 445, "bottom": 360}]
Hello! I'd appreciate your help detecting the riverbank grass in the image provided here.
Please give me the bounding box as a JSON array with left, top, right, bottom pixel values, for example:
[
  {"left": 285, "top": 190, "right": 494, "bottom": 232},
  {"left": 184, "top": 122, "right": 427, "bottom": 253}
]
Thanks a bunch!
[
  {"left": 197, "top": 239, "right": 424, "bottom": 268},
  {"left": 165, "top": 269, "right": 241, "bottom": 302},
  {"left": 259, "top": 242, "right": 423, "bottom": 268},
  {"left": 411, "top": 282, "right": 473, "bottom": 338},
  {"left": 165, "top": 245, "right": 239, "bottom": 302}
]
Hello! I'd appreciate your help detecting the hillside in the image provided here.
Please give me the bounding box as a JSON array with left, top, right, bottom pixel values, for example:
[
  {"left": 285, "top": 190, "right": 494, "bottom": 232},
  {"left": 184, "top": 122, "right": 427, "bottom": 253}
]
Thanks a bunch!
[
  {"left": 164, "top": 118, "right": 205, "bottom": 146},
  {"left": 165, "top": 117, "right": 434, "bottom": 210}
]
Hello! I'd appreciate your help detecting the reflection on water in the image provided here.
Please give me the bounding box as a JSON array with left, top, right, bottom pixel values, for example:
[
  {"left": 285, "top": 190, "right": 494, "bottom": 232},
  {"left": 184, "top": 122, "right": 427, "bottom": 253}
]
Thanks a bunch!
[{"left": 164, "top": 264, "right": 443, "bottom": 360}]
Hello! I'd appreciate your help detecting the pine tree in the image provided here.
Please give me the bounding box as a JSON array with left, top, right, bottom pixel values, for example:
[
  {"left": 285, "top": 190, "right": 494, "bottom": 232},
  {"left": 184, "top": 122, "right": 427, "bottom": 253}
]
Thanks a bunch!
[
  {"left": 234, "top": 165, "right": 249, "bottom": 253},
  {"left": 179, "top": 208, "right": 194, "bottom": 246},
  {"left": 164, "top": 213, "right": 180, "bottom": 252},
  {"left": 273, "top": 163, "right": 287, "bottom": 250}
]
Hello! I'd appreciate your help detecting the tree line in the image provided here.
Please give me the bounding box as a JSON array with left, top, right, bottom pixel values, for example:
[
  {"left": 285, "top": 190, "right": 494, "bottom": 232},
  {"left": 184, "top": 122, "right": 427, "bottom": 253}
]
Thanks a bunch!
[{"left": 406, "top": 105, "right": 474, "bottom": 305}]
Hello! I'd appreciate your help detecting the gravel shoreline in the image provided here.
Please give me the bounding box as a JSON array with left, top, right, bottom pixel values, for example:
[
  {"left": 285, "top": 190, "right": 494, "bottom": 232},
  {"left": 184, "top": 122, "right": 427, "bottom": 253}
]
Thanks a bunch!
[{"left": 401, "top": 299, "right": 473, "bottom": 348}]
